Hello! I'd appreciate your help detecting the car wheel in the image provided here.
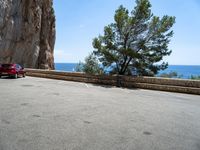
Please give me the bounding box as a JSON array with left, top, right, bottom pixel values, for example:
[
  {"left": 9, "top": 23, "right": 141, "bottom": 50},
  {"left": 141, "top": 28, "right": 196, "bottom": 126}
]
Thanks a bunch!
[
  {"left": 23, "top": 73, "right": 26, "bottom": 78},
  {"left": 14, "top": 74, "right": 18, "bottom": 79}
]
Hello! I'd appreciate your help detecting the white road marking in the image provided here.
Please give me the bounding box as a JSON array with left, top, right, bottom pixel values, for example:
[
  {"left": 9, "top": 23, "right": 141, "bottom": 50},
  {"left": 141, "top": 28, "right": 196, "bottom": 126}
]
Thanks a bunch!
[{"left": 85, "top": 84, "right": 89, "bottom": 88}]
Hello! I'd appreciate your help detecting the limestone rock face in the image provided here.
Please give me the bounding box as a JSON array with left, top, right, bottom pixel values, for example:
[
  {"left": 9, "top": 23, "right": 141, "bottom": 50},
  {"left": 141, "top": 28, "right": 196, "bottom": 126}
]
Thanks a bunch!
[{"left": 0, "top": 0, "right": 55, "bottom": 69}]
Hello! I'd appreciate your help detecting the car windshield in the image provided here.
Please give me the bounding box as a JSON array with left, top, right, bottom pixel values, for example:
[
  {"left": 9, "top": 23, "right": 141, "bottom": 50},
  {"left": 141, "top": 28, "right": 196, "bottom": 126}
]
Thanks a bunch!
[{"left": 2, "top": 64, "right": 13, "bottom": 68}]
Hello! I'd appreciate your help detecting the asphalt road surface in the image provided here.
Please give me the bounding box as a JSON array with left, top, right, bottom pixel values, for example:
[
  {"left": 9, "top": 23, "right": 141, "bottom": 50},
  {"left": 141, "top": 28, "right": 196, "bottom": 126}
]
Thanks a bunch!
[{"left": 0, "top": 77, "right": 200, "bottom": 150}]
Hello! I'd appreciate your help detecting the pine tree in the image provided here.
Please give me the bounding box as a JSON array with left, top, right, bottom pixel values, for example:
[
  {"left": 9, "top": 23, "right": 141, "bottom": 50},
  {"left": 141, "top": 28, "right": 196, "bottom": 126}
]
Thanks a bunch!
[{"left": 93, "top": 0, "right": 175, "bottom": 76}]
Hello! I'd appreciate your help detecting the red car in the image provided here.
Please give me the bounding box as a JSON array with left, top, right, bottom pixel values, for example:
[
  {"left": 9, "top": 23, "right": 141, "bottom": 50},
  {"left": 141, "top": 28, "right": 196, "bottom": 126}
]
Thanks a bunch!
[{"left": 0, "top": 64, "right": 26, "bottom": 79}]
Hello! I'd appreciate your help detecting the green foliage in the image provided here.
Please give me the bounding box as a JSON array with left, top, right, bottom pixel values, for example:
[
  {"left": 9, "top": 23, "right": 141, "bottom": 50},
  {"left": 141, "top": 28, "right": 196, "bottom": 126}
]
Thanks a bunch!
[
  {"left": 159, "top": 73, "right": 200, "bottom": 80},
  {"left": 75, "top": 61, "right": 84, "bottom": 72},
  {"left": 93, "top": 0, "right": 175, "bottom": 76},
  {"left": 159, "top": 71, "right": 180, "bottom": 78},
  {"left": 75, "top": 53, "right": 103, "bottom": 75},
  {"left": 51, "top": 8, "right": 55, "bottom": 15},
  {"left": 190, "top": 75, "right": 200, "bottom": 80}
]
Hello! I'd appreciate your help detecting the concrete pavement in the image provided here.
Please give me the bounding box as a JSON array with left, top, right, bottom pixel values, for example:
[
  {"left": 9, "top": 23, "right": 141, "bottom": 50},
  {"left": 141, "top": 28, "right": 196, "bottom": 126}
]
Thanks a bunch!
[{"left": 0, "top": 77, "right": 200, "bottom": 150}]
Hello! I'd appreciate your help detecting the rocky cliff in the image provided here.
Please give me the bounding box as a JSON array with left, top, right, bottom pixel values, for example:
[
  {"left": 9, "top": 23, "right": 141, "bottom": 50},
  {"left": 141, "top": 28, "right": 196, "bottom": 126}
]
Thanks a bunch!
[{"left": 0, "top": 0, "right": 55, "bottom": 69}]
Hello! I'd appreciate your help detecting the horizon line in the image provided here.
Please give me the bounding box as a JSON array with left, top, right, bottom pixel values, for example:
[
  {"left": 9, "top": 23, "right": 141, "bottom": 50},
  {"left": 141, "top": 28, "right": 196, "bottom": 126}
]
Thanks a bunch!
[{"left": 54, "top": 62, "right": 200, "bottom": 66}]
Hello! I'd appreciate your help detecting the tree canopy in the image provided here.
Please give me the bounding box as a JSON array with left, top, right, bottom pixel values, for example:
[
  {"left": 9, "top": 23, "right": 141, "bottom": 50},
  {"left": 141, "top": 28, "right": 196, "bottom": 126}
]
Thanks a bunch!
[
  {"left": 93, "top": 0, "right": 175, "bottom": 76},
  {"left": 75, "top": 53, "right": 103, "bottom": 75}
]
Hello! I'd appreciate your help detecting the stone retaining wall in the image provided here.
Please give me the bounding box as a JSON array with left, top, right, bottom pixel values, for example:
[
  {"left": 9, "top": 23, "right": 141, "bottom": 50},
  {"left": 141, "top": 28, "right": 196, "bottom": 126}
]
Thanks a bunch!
[{"left": 25, "top": 69, "right": 200, "bottom": 95}]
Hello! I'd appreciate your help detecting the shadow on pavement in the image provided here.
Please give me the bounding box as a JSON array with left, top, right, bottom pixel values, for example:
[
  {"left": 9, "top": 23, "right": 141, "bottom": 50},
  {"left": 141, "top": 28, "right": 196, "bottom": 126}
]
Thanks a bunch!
[
  {"left": 0, "top": 76, "right": 23, "bottom": 80},
  {"left": 91, "top": 83, "right": 139, "bottom": 90}
]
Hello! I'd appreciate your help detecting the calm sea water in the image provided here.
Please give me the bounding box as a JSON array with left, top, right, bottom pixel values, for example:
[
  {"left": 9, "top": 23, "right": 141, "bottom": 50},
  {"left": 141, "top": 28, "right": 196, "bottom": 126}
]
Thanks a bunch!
[
  {"left": 159, "top": 65, "right": 200, "bottom": 79},
  {"left": 55, "top": 63, "right": 200, "bottom": 79},
  {"left": 55, "top": 63, "right": 77, "bottom": 72}
]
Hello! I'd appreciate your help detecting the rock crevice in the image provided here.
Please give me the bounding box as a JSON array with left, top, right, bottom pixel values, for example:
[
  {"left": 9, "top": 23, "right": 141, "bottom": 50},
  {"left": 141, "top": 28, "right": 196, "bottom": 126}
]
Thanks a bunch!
[{"left": 0, "top": 0, "right": 55, "bottom": 69}]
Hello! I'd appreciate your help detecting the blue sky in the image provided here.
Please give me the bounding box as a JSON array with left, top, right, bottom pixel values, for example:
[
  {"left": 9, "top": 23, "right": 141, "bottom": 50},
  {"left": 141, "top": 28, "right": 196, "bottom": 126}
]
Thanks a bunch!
[{"left": 53, "top": 0, "right": 200, "bottom": 65}]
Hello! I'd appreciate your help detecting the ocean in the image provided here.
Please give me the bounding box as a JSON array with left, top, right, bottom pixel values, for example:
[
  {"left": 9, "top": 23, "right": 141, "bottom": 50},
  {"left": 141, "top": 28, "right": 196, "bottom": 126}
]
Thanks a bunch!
[{"left": 55, "top": 63, "right": 200, "bottom": 79}]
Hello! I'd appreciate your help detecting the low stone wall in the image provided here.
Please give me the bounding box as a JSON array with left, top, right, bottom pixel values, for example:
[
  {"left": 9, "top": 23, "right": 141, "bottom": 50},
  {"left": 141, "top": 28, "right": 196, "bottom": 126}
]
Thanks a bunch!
[{"left": 25, "top": 69, "right": 200, "bottom": 95}]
